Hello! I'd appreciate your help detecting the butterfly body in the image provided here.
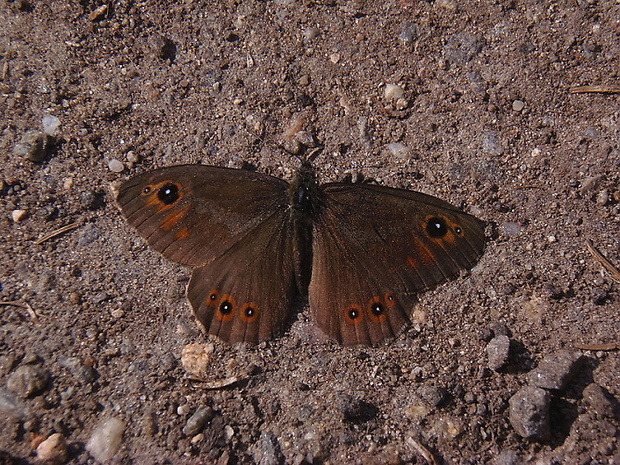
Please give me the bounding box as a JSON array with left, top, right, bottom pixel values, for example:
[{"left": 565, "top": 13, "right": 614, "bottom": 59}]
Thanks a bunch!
[{"left": 116, "top": 163, "right": 484, "bottom": 345}]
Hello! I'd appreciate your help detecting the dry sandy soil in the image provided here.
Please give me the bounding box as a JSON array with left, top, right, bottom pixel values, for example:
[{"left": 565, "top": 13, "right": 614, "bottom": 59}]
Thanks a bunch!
[{"left": 1, "top": 1, "right": 619, "bottom": 464}]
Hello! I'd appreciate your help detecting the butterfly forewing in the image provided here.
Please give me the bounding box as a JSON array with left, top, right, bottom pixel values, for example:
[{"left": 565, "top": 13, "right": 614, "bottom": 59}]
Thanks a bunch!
[
  {"left": 116, "top": 165, "right": 291, "bottom": 267},
  {"left": 309, "top": 182, "right": 485, "bottom": 345}
]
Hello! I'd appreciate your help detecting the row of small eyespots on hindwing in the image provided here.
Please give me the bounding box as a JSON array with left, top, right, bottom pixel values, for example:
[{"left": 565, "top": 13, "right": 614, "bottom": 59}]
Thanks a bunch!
[
  {"left": 206, "top": 289, "right": 259, "bottom": 323},
  {"left": 344, "top": 292, "right": 397, "bottom": 325}
]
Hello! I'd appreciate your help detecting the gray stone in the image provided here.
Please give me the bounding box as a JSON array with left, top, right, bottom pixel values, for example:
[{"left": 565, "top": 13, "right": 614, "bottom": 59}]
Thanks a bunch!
[
  {"left": 528, "top": 350, "right": 584, "bottom": 391},
  {"left": 13, "top": 131, "right": 54, "bottom": 162},
  {"left": 486, "top": 335, "right": 511, "bottom": 371},
  {"left": 7, "top": 365, "right": 50, "bottom": 398},
  {"left": 482, "top": 130, "right": 504, "bottom": 156},
  {"left": 0, "top": 388, "right": 28, "bottom": 419},
  {"left": 182, "top": 405, "right": 214, "bottom": 436},
  {"left": 251, "top": 431, "right": 284, "bottom": 465},
  {"left": 414, "top": 385, "right": 448, "bottom": 407},
  {"left": 582, "top": 383, "right": 615, "bottom": 418},
  {"left": 508, "top": 386, "right": 551, "bottom": 441}
]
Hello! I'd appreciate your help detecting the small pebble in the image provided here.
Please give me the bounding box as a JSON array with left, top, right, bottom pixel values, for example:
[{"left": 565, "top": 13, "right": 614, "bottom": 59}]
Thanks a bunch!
[
  {"left": 582, "top": 384, "right": 615, "bottom": 418},
  {"left": 13, "top": 131, "right": 54, "bottom": 162},
  {"left": 108, "top": 159, "right": 125, "bottom": 173},
  {"left": 384, "top": 84, "right": 404, "bottom": 101},
  {"left": 109, "top": 306, "right": 125, "bottom": 318},
  {"left": 580, "top": 175, "right": 601, "bottom": 193},
  {"left": 508, "top": 386, "right": 551, "bottom": 441},
  {"left": 302, "top": 27, "right": 319, "bottom": 42},
  {"left": 387, "top": 142, "right": 411, "bottom": 159},
  {"left": 42, "top": 115, "right": 61, "bottom": 135},
  {"left": 181, "top": 343, "right": 214, "bottom": 378},
  {"left": 414, "top": 385, "right": 447, "bottom": 407},
  {"left": 190, "top": 433, "right": 204, "bottom": 444},
  {"left": 395, "top": 97, "right": 409, "bottom": 110},
  {"left": 482, "top": 131, "right": 504, "bottom": 156},
  {"left": 527, "top": 350, "right": 584, "bottom": 391},
  {"left": 399, "top": 22, "right": 417, "bottom": 50},
  {"left": 251, "top": 431, "right": 284, "bottom": 465},
  {"left": 329, "top": 53, "right": 340, "bottom": 64},
  {"left": 224, "top": 425, "right": 235, "bottom": 440},
  {"left": 501, "top": 222, "right": 523, "bottom": 236},
  {"left": 182, "top": 406, "right": 214, "bottom": 436},
  {"left": 11, "top": 209, "right": 27, "bottom": 223},
  {"left": 88, "top": 4, "right": 108, "bottom": 21},
  {"left": 512, "top": 100, "right": 525, "bottom": 111},
  {"left": 36, "top": 433, "right": 68, "bottom": 464},
  {"left": 0, "top": 388, "right": 28, "bottom": 419},
  {"left": 7, "top": 365, "right": 50, "bottom": 398},
  {"left": 596, "top": 189, "right": 609, "bottom": 205},
  {"left": 486, "top": 335, "right": 511, "bottom": 371},
  {"left": 86, "top": 417, "right": 125, "bottom": 462},
  {"left": 294, "top": 130, "right": 316, "bottom": 147},
  {"left": 177, "top": 404, "right": 191, "bottom": 416}
]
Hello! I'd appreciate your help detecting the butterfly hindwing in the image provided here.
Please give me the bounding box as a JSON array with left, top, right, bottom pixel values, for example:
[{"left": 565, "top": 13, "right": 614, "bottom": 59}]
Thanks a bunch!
[
  {"left": 309, "top": 182, "right": 485, "bottom": 345},
  {"left": 187, "top": 211, "right": 297, "bottom": 343}
]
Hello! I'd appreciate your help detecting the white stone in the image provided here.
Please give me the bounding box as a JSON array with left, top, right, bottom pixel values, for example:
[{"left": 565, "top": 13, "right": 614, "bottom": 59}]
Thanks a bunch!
[
  {"left": 108, "top": 159, "right": 125, "bottom": 173},
  {"left": 86, "top": 417, "right": 125, "bottom": 462}
]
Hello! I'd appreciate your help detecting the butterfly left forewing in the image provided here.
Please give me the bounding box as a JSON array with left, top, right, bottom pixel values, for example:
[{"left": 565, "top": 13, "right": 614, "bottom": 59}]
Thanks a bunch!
[
  {"left": 309, "top": 182, "right": 485, "bottom": 345},
  {"left": 115, "top": 165, "right": 290, "bottom": 266}
]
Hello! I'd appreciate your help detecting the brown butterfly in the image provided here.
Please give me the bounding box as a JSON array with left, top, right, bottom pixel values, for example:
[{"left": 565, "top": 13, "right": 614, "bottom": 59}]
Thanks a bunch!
[{"left": 115, "top": 163, "right": 484, "bottom": 345}]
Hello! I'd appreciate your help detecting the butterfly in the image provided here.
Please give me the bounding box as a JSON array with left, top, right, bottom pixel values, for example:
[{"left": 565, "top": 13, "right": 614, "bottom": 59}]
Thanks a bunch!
[{"left": 115, "top": 162, "right": 484, "bottom": 345}]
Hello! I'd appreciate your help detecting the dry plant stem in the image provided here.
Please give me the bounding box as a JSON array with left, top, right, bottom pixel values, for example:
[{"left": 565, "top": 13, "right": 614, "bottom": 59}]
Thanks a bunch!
[
  {"left": 406, "top": 437, "right": 439, "bottom": 465},
  {"left": 35, "top": 222, "right": 80, "bottom": 245},
  {"left": 0, "top": 300, "right": 40, "bottom": 322},
  {"left": 189, "top": 375, "right": 244, "bottom": 389},
  {"left": 574, "top": 342, "right": 619, "bottom": 351},
  {"left": 569, "top": 85, "right": 620, "bottom": 94},
  {"left": 586, "top": 239, "right": 620, "bottom": 283}
]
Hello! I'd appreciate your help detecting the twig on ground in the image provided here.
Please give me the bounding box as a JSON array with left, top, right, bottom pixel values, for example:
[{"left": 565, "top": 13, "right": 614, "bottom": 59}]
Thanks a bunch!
[
  {"left": 569, "top": 85, "right": 620, "bottom": 94},
  {"left": 35, "top": 222, "right": 80, "bottom": 245}
]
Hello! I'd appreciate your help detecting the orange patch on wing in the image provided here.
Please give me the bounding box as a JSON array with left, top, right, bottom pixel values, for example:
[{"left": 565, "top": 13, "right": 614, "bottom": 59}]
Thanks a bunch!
[
  {"left": 175, "top": 227, "right": 191, "bottom": 240},
  {"left": 162, "top": 205, "right": 189, "bottom": 230},
  {"left": 440, "top": 231, "right": 458, "bottom": 246},
  {"left": 409, "top": 238, "right": 437, "bottom": 265}
]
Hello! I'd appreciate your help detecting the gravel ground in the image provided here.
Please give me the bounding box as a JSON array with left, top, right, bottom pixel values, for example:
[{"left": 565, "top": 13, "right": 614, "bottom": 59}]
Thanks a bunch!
[{"left": 1, "top": 1, "right": 618, "bottom": 463}]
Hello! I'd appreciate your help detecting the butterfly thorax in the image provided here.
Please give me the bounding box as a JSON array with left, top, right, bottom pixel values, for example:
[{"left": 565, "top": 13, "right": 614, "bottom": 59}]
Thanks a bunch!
[
  {"left": 291, "top": 162, "right": 322, "bottom": 221},
  {"left": 290, "top": 162, "right": 322, "bottom": 294}
]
